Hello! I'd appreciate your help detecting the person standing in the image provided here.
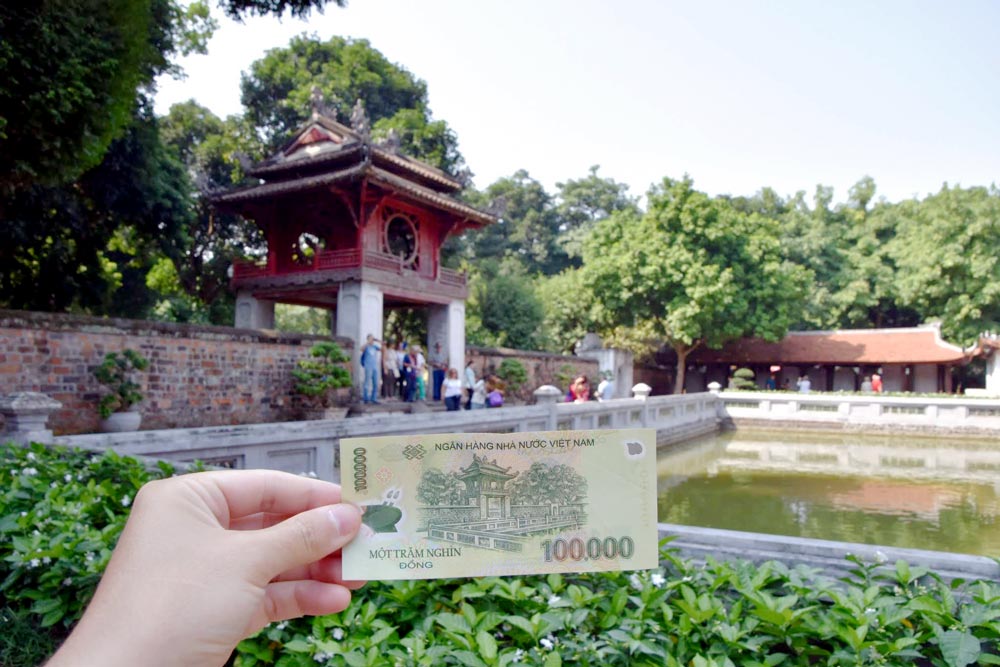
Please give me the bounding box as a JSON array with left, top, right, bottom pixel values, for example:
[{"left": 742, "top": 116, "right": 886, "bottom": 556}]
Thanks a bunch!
[
  {"left": 402, "top": 346, "right": 417, "bottom": 402},
  {"left": 597, "top": 372, "right": 614, "bottom": 401},
  {"left": 871, "top": 373, "right": 883, "bottom": 393},
  {"left": 413, "top": 345, "right": 427, "bottom": 401},
  {"left": 442, "top": 368, "right": 463, "bottom": 411},
  {"left": 470, "top": 375, "right": 487, "bottom": 409},
  {"left": 797, "top": 375, "right": 811, "bottom": 394},
  {"left": 381, "top": 339, "right": 398, "bottom": 399},
  {"left": 463, "top": 359, "right": 476, "bottom": 409},
  {"left": 429, "top": 341, "right": 448, "bottom": 401},
  {"left": 360, "top": 334, "right": 381, "bottom": 404},
  {"left": 396, "top": 341, "right": 407, "bottom": 398}
]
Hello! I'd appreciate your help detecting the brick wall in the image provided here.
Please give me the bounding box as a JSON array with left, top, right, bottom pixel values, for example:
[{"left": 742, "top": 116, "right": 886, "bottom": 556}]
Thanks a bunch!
[
  {"left": 466, "top": 345, "right": 598, "bottom": 403},
  {"left": 0, "top": 310, "right": 353, "bottom": 435}
]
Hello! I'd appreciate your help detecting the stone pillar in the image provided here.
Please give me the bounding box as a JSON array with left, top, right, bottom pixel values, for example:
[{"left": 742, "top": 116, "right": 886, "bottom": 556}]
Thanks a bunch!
[
  {"left": 985, "top": 352, "right": 1000, "bottom": 395},
  {"left": 234, "top": 290, "right": 275, "bottom": 329},
  {"left": 336, "top": 281, "right": 384, "bottom": 392},
  {"left": 533, "top": 385, "right": 562, "bottom": 405},
  {"left": 0, "top": 392, "right": 62, "bottom": 445},
  {"left": 428, "top": 300, "right": 465, "bottom": 375},
  {"left": 632, "top": 383, "right": 652, "bottom": 400}
]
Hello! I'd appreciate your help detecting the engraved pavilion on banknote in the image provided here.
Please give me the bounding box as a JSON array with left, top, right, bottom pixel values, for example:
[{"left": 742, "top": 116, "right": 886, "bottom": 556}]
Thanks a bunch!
[
  {"left": 213, "top": 91, "right": 496, "bottom": 386},
  {"left": 421, "top": 454, "right": 589, "bottom": 553}
]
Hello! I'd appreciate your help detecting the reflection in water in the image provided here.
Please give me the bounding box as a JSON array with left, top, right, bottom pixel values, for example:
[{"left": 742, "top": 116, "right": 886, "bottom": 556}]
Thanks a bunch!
[{"left": 657, "top": 430, "right": 1000, "bottom": 556}]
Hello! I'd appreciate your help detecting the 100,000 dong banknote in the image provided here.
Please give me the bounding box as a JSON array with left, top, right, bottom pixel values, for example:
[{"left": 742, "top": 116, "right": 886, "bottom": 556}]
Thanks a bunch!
[{"left": 341, "top": 429, "right": 657, "bottom": 580}]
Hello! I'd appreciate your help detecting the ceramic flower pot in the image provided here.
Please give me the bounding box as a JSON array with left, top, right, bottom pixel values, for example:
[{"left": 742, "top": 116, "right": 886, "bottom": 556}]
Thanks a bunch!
[{"left": 99, "top": 411, "right": 142, "bottom": 433}]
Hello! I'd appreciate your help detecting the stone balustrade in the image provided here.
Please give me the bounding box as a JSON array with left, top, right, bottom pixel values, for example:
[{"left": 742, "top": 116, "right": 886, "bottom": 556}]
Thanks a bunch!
[
  {"left": 34, "top": 393, "right": 722, "bottom": 482},
  {"left": 719, "top": 391, "right": 1000, "bottom": 434}
]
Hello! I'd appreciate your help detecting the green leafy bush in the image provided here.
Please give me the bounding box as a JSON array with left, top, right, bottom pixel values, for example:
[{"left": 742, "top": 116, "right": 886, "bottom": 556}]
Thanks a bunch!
[
  {"left": 93, "top": 349, "right": 149, "bottom": 418},
  {"left": 236, "top": 548, "right": 1000, "bottom": 667},
  {"left": 292, "top": 342, "right": 352, "bottom": 407},
  {"left": 497, "top": 359, "right": 528, "bottom": 394},
  {"left": 0, "top": 441, "right": 173, "bottom": 665}
]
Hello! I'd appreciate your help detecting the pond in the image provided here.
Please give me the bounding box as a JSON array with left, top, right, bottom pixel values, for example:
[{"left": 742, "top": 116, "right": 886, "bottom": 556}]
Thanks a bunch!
[{"left": 657, "top": 429, "right": 1000, "bottom": 556}]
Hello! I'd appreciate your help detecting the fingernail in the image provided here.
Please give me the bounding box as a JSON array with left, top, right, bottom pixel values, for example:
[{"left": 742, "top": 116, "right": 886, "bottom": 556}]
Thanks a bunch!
[{"left": 327, "top": 504, "right": 361, "bottom": 536}]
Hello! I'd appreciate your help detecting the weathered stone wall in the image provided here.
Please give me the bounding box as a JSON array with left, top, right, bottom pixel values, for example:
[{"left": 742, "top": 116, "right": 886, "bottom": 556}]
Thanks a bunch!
[
  {"left": 0, "top": 310, "right": 353, "bottom": 435},
  {"left": 465, "top": 345, "right": 598, "bottom": 403}
]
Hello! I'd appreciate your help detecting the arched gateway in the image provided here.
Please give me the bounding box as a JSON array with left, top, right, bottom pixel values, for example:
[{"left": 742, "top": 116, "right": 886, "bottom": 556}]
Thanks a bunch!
[{"left": 213, "top": 97, "right": 496, "bottom": 389}]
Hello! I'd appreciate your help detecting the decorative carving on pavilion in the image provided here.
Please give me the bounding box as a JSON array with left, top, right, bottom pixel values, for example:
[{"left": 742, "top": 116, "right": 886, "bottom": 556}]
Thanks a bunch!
[{"left": 212, "top": 102, "right": 496, "bottom": 310}]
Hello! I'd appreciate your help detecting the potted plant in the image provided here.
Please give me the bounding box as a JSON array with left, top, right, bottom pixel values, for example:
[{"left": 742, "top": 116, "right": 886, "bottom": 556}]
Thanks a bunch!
[
  {"left": 292, "top": 341, "right": 353, "bottom": 419},
  {"left": 93, "top": 349, "right": 149, "bottom": 432}
]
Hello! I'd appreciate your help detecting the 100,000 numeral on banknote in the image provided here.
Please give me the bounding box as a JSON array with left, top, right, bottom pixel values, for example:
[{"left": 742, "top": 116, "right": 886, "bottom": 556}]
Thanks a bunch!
[{"left": 341, "top": 429, "right": 658, "bottom": 580}]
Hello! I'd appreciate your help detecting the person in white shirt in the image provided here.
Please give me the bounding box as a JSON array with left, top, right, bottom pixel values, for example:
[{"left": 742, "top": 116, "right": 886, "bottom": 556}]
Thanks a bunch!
[
  {"left": 442, "top": 368, "right": 463, "bottom": 411},
  {"left": 381, "top": 340, "right": 398, "bottom": 399},
  {"left": 463, "top": 360, "right": 476, "bottom": 410}
]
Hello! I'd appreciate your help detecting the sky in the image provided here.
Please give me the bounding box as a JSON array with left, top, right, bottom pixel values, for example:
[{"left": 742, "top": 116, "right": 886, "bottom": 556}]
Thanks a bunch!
[{"left": 154, "top": 0, "right": 1000, "bottom": 204}]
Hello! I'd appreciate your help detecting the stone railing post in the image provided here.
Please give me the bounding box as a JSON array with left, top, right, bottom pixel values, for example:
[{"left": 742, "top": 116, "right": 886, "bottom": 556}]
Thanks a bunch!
[
  {"left": 533, "top": 385, "right": 563, "bottom": 405},
  {"left": 0, "top": 392, "right": 62, "bottom": 445},
  {"left": 632, "top": 383, "right": 652, "bottom": 400}
]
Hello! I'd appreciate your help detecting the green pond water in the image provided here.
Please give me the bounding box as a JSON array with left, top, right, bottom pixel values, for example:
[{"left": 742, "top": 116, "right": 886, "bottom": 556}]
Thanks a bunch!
[{"left": 656, "top": 429, "right": 1000, "bottom": 556}]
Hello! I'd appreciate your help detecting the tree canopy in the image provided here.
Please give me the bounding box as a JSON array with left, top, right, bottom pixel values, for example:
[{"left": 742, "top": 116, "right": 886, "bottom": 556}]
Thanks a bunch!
[
  {"left": 583, "top": 176, "right": 809, "bottom": 393},
  {"left": 240, "top": 35, "right": 464, "bottom": 171}
]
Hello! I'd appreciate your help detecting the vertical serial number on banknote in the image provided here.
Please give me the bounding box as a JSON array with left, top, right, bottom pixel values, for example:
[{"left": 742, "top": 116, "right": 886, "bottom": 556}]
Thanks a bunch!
[{"left": 341, "top": 428, "right": 658, "bottom": 581}]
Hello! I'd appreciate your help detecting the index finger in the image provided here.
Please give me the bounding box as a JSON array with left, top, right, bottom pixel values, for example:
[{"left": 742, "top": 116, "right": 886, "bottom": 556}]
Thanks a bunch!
[{"left": 187, "top": 470, "right": 343, "bottom": 522}]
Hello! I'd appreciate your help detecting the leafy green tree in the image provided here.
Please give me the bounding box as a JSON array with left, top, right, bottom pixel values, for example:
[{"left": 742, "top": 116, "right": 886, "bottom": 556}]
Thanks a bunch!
[
  {"left": 461, "top": 170, "right": 566, "bottom": 275},
  {"left": 0, "top": 0, "right": 214, "bottom": 192},
  {"left": 466, "top": 260, "right": 547, "bottom": 351},
  {"left": 556, "top": 165, "right": 638, "bottom": 262},
  {"left": 0, "top": 100, "right": 193, "bottom": 314},
  {"left": 888, "top": 184, "right": 1000, "bottom": 345},
  {"left": 509, "top": 463, "right": 587, "bottom": 506},
  {"left": 537, "top": 268, "right": 601, "bottom": 354},
  {"left": 158, "top": 100, "right": 265, "bottom": 323},
  {"left": 585, "top": 177, "right": 808, "bottom": 394},
  {"left": 240, "top": 35, "right": 463, "bottom": 171}
]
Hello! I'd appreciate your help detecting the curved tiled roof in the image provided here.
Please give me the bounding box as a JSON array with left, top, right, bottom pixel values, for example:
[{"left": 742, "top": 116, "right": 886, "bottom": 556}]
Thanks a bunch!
[{"left": 692, "top": 327, "right": 968, "bottom": 365}]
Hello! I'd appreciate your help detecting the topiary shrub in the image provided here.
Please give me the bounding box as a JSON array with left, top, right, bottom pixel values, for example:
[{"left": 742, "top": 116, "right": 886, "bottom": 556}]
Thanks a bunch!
[
  {"left": 93, "top": 349, "right": 149, "bottom": 418},
  {"left": 731, "top": 367, "right": 756, "bottom": 390},
  {"left": 292, "top": 342, "right": 352, "bottom": 407}
]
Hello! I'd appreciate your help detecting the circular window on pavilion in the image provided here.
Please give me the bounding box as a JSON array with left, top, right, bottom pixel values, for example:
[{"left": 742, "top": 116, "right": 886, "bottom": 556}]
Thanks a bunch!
[{"left": 384, "top": 212, "right": 419, "bottom": 268}]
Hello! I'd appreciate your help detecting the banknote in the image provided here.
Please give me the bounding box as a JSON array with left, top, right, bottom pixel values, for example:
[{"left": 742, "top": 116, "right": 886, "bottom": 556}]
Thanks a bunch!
[{"left": 341, "top": 428, "right": 658, "bottom": 580}]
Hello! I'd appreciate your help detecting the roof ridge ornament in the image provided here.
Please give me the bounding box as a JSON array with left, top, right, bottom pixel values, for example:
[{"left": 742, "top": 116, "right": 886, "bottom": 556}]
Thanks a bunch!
[
  {"left": 379, "top": 127, "right": 401, "bottom": 154},
  {"left": 350, "top": 99, "right": 371, "bottom": 138},
  {"left": 309, "top": 85, "right": 336, "bottom": 120}
]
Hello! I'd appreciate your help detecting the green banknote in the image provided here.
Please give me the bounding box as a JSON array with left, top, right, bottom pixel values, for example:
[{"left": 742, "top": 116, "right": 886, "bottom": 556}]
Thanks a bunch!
[{"left": 341, "top": 428, "right": 658, "bottom": 580}]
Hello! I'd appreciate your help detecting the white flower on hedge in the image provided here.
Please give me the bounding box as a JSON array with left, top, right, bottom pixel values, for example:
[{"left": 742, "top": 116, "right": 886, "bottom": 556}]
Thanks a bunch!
[
  {"left": 42, "top": 556, "right": 51, "bottom": 565},
  {"left": 121, "top": 495, "right": 131, "bottom": 507},
  {"left": 513, "top": 649, "right": 525, "bottom": 661},
  {"left": 85, "top": 552, "right": 95, "bottom": 563},
  {"left": 64, "top": 473, "right": 72, "bottom": 483},
  {"left": 331, "top": 627, "right": 344, "bottom": 641},
  {"left": 874, "top": 550, "right": 888, "bottom": 564},
  {"left": 548, "top": 594, "right": 561, "bottom": 606},
  {"left": 539, "top": 634, "right": 556, "bottom": 650},
  {"left": 651, "top": 573, "right": 666, "bottom": 587},
  {"left": 50, "top": 481, "right": 58, "bottom": 488},
  {"left": 313, "top": 651, "right": 333, "bottom": 663},
  {"left": 629, "top": 573, "right": 642, "bottom": 590},
  {"left": 22, "top": 467, "right": 38, "bottom": 476},
  {"left": 20, "top": 511, "right": 26, "bottom": 517},
  {"left": 26, "top": 452, "right": 36, "bottom": 461},
  {"left": 29, "top": 558, "right": 40, "bottom": 568},
  {"left": 63, "top": 577, "right": 72, "bottom": 586}
]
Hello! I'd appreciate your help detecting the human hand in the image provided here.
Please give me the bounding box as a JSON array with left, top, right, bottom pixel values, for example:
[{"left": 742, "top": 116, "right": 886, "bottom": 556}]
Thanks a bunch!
[{"left": 48, "top": 470, "right": 363, "bottom": 667}]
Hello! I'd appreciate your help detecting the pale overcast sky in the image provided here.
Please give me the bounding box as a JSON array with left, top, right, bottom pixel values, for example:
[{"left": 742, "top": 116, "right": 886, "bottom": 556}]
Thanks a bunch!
[{"left": 154, "top": 0, "right": 1000, "bottom": 204}]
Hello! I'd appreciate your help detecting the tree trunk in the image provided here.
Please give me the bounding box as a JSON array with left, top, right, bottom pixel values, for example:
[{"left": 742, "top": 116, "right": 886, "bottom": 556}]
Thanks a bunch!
[{"left": 673, "top": 344, "right": 690, "bottom": 395}]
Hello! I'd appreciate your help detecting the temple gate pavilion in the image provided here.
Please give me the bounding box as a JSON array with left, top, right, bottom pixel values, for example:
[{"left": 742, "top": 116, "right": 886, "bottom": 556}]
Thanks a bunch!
[{"left": 213, "top": 96, "right": 496, "bottom": 387}]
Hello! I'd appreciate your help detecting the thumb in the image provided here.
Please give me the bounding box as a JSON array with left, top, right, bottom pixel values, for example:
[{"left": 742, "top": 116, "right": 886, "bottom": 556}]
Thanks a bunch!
[{"left": 246, "top": 503, "right": 362, "bottom": 580}]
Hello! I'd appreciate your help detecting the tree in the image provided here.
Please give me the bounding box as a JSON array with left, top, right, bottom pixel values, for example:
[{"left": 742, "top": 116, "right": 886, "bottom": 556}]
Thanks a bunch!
[
  {"left": 888, "top": 184, "right": 1000, "bottom": 345},
  {"left": 509, "top": 463, "right": 587, "bottom": 506},
  {"left": 158, "top": 100, "right": 265, "bottom": 323},
  {"left": 417, "top": 469, "right": 465, "bottom": 506},
  {"left": 0, "top": 99, "right": 193, "bottom": 314},
  {"left": 461, "top": 170, "right": 566, "bottom": 275},
  {"left": 555, "top": 165, "right": 638, "bottom": 262},
  {"left": 240, "top": 35, "right": 464, "bottom": 171},
  {"left": 0, "top": 0, "right": 215, "bottom": 192},
  {"left": 585, "top": 176, "right": 808, "bottom": 394},
  {"left": 465, "top": 260, "right": 547, "bottom": 351},
  {"left": 537, "top": 268, "right": 601, "bottom": 354}
]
